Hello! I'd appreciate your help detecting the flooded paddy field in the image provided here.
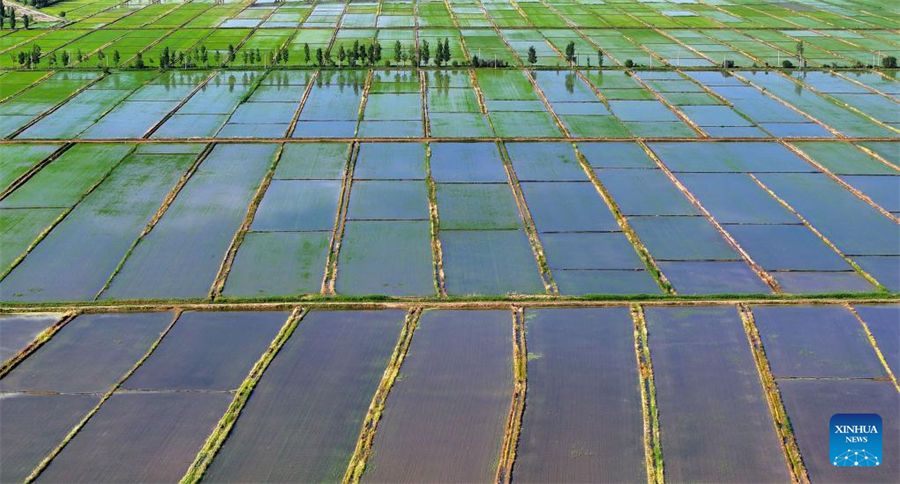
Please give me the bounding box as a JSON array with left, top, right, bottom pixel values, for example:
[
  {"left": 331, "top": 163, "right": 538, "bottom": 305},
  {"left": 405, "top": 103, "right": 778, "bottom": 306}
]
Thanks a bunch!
[
  {"left": 1, "top": 132, "right": 897, "bottom": 301},
  {"left": 0, "top": 302, "right": 896, "bottom": 482},
  {"left": 0, "top": 0, "right": 898, "bottom": 481},
  {"left": 1, "top": 68, "right": 897, "bottom": 143}
]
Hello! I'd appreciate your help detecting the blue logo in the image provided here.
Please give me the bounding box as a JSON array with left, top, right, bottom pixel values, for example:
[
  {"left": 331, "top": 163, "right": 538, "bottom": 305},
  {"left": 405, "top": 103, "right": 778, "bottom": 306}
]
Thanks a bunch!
[{"left": 830, "top": 414, "right": 882, "bottom": 467}]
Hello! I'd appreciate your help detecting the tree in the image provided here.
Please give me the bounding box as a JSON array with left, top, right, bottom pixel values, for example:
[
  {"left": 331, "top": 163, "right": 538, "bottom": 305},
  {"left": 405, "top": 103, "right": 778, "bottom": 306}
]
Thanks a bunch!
[
  {"left": 408, "top": 44, "right": 416, "bottom": 66},
  {"left": 9, "top": 13, "right": 14, "bottom": 29},
  {"left": 337, "top": 44, "right": 346, "bottom": 66},
  {"left": 782, "top": 59, "right": 794, "bottom": 69},
  {"left": 421, "top": 40, "right": 430, "bottom": 65},
  {"left": 366, "top": 43, "right": 374, "bottom": 66},
  {"left": 527, "top": 45, "right": 537, "bottom": 65},
  {"left": 227, "top": 43, "right": 235, "bottom": 62},
  {"left": 303, "top": 43, "right": 310, "bottom": 64},
  {"left": 394, "top": 40, "right": 402, "bottom": 64},
  {"left": 113, "top": 50, "right": 120, "bottom": 65},
  {"left": 30, "top": 44, "right": 40, "bottom": 64},
  {"left": 624, "top": 58, "right": 634, "bottom": 68},
  {"left": 796, "top": 40, "right": 804, "bottom": 68},
  {"left": 565, "top": 41, "right": 576, "bottom": 65},
  {"left": 597, "top": 48, "right": 603, "bottom": 67},
  {"left": 160, "top": 47, "right": 170, "bottom": 68},
  {"left": 315, "top": 47, "right": 323, "bottom": 66},
  {"left": 434, "top": 41, "right": 444, "bottom": 66},
  {"left": 443, "top": 38, "right": 451, "bottom": 63},
  {"left": 22, "top": 14, "right": 27, "bottom": 29},
  {"left": 134, "top": 52, "right": 145, "bottom": 69},
  {"left": 61, "top": 50, "right": 69, "bottom": 66},
  {"left": 373, "top": 41, "right": 382, "bottom": 63},
  {"left": 882, "top": 56, "right": 897, "bottom": 68}
]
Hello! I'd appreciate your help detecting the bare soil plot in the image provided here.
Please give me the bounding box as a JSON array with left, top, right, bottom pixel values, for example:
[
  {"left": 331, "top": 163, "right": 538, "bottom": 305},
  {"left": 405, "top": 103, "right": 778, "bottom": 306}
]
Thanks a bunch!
[
  {"left": 514, "top": 308, "right": 645, "bottom": 483},
  {"left": 0, "top": 312, "right": 171, "bottom": 394},
  {"left": 122, "top": 311, "right": 287, "bottom": 391},
  {"left": 37, "top": 392, "right": 233, "bottom": 483},
  {"left": 644, "top": 306, "right": 789, "bottom": 482},
  {"left": 364, "top": 310, "right": 512, "bottom": 482},
  {"left": 203, "top": 310, "right": 404, "bottom": 482}
]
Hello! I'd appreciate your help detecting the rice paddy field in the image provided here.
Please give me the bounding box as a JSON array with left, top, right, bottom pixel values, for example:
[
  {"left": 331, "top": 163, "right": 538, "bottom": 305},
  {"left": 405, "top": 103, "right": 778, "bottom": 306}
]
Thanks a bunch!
[{"left": 1, "top": 0, "right": 898, "bottom": 482}]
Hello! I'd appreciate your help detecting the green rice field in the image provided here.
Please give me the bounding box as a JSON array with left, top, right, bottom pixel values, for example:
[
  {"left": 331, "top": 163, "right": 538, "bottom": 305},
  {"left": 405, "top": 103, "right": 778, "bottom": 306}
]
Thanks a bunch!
[{"left": 1, "top": 0, "right": 898, "bottom": 482}]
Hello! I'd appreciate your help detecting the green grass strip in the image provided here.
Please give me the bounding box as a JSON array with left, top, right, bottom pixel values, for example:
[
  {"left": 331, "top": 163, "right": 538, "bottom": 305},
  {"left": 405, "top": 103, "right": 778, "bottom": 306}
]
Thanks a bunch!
[
  {"left": 180, "top": 307, "right": 307, "bottom": 483},
  {"left": 496, "top": 306, "right": 527, "bottom": 483},
  {"left": 738, "top": 304, "right": 809, "bottom": 483},
  {"left": 631, "top": 304, "right": 663, "bottom": 484},
  {"left": 0, "top": 310, "right": 77, "bottom": 377},
  {"left": 344, "top": 307, "right": 422, "bottom": 483},
  {"left": 25, "top": 309, "right": 183, "bottom": 483}
]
